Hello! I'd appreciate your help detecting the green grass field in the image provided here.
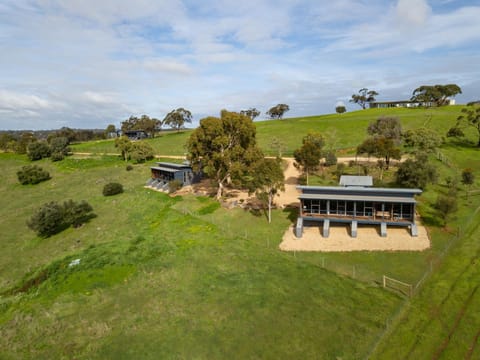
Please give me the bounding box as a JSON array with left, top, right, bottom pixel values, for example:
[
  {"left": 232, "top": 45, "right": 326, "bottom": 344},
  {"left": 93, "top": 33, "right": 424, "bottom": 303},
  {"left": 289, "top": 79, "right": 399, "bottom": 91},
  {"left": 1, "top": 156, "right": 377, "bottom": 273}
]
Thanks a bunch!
[
  {"left": 71, "top": 106, "right": 472, "bottom": 157},
  {"left": 1, "top": 106, "right": 480, "bottom": 358}
]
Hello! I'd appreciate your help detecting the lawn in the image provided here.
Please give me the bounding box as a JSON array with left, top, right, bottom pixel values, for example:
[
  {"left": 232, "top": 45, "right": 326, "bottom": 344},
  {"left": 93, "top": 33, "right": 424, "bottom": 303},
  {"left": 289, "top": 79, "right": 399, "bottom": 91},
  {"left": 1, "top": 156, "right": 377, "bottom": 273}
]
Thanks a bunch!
[
  {"left": 71, "top": 106, "right": 468, "bottom": 157},
  {"left": 1, "top": 106, "right": 479, "bottom": 358},
  {"left": 0, "top": 153, "right": 405, "bottom": 359}
]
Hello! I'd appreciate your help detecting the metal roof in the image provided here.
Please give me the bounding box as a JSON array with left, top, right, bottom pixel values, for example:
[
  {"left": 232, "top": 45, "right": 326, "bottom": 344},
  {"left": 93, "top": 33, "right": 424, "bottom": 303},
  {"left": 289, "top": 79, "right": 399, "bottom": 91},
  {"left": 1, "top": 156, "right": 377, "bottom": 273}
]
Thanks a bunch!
[
  {"left": 297, "top": 185, "right": 422, "bottom": 195},
  {"left": 298, "top": 193, "right": 417, "bottom": 204},
  {"left": 155, "top": 162, "right": 191, "bottom": 169},
  {"left": 297, "top": 185, "right": 421, "bottom": 203},
  {"left": 151, "top": 166, "right": 183, "bottom": 173},
  {"left": 339, "top": 175, "right": 373, "bottom": 187}
]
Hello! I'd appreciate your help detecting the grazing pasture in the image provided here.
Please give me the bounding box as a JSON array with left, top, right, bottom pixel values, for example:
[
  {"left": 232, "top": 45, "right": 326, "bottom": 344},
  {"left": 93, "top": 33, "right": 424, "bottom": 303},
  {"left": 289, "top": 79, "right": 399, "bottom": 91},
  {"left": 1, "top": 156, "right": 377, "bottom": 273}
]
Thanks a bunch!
[{"left": 1, "top": 106, "right": 480, "bottom": 358}]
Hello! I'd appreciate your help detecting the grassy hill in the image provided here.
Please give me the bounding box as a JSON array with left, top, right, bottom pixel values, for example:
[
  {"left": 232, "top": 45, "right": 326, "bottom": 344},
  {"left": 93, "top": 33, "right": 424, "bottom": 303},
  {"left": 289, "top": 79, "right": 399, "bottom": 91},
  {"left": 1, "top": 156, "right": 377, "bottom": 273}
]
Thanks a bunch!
[
  {"left": 1, "top": 106, "right": 480, "bottom": 358},
  {"left": 71, "top": 106, "right": 471, "bottom": 157}
]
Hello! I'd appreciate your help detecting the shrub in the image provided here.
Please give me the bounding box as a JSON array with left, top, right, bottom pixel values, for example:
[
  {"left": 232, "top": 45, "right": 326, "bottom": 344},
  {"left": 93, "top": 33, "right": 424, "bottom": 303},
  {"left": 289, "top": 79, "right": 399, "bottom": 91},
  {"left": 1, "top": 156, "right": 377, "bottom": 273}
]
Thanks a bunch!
[
  {"left": 49, "top": 136, "right": 70, "bottom": 156},
  {"left": 396, "top": 153, "right": 437, "bottom": 189},
  {"left": 298, "top": 174, "right": 307, "bottom": 185},
  {"left": 324, "top": 151, "right": 337, "bottom": 166},
  {"left": 27, "top": 141, "right": 51, "bottom": 161},
  {"left": 27, "top": 200, "right": 96, "bottom": 237},
  {"left": 126, "top": 164, "right": 134, "bottom": 171},
  {"left": 63, "top": 199, "right": 96, "bottom": 228},
  {"left": 17, "top": 165, "right": 51, "bottom": 185},
  {"left": 168, "top": 179, "right": 182, "bottom": 193},
  {"left": 103, "top": 182, "right": 124, "bottom": 196},
  {"left": 130, "top": 142, "right": 154, "bottom": 163},
  {"left": 27, "top": 201, "right": 65, "bottom": 237},
  {"left": 51, "top": 152, "right": 64, "bottom": 162},
  {"left": 335, "top": 163, "right": 346, "bottom": 178},
  {"left": 435, "top": 195, "right": 458, "bottom": 226}
]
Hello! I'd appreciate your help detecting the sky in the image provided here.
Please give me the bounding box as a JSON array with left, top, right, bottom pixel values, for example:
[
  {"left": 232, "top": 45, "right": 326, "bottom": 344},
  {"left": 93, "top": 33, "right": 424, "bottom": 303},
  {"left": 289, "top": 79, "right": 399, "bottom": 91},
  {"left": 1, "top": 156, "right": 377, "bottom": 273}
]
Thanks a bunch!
[{"left": 0, "top": 0, "right": 479, "bottom": 130}]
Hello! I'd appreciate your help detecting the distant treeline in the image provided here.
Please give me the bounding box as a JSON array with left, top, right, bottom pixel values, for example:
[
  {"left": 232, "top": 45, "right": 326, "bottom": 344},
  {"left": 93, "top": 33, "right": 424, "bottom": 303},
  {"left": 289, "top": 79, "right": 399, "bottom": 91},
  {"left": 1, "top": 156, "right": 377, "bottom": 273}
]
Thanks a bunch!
[
  {"left": 0, "top": 127, "right": 106, "bottom": 142},
  {"left": 0, "top": 127, "right": 108, "bottom": 154}
]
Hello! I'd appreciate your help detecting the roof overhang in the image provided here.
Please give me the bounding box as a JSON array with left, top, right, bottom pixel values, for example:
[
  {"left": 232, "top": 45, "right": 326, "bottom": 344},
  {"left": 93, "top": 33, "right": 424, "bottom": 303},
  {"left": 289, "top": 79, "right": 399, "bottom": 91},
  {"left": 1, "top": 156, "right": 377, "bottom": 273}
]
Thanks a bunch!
[{"left": 298, "top": 193, "right": 417, "bottom": 204}]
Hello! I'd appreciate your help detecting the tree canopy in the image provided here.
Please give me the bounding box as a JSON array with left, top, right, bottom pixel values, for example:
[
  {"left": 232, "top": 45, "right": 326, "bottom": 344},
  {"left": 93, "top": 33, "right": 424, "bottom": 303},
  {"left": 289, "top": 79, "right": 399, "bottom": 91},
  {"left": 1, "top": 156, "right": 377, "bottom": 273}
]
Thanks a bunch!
[
  {"left": 403, "top": 128, "right": 443, "bottom": 153},
  {"left": 115, "top": 136, "right": 133, "bottom": 161},
  {"left": 240, "top": 108, "right": 261, "bottom": 120},
  {"left": 411, "top": 84, "right": 462, "bottom": 107},
  {"left": 450, "top": 104, "right": 480, "bottom": 147},
  {"left": 121, "top": 115, "right": 161, "bottom": 137},
  {"left": 266, "top": 104, "right": 290, "bottom": 119},
  {"left": 163, "top": 108, "right": 192, "bottom": 131},
  {"left": 357, "top": 137, "right": 401, "bottom": 169},
  {"left": 349, "top": 88, "right": 378, "bottom": 109},
  {"left": 293, "top": 132, "right": 325, "bottom": 184},
  {"left": 367, "top": 116, "right": 402, "bottom": 144},
  {"left": 246, "top": 157, "right": 285, "bottom": 223},
  {"left": 187, "top": 110, "right": 262, "bottom": 199},
  {"left": 395, "top": 153, "right": 437, "bottom": 189}
]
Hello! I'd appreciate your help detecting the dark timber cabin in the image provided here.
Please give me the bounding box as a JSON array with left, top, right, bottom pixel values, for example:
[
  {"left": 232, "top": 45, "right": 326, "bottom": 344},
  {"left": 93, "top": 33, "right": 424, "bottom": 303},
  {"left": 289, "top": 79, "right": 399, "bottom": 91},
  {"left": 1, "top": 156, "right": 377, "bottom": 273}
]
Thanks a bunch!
[
  {"left": 146, "top": 162, "right": 197, "bottom": 192},
  {"left": 123, "top": 130, "right": 148, "bottom": 140},
  {"left": 295, "top": 176, "right": 422, "bottom": 238}
]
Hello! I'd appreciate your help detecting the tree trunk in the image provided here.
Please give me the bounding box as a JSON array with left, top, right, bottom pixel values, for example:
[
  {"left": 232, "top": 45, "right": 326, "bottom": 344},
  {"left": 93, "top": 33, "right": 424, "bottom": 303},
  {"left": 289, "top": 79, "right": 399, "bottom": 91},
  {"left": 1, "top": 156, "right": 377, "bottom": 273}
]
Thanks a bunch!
[
  {"left": 268, "top": 193, "right": 272, "bottom": 223},
  {"left": 216, "top": 182, "right": 224, "bottom": 200}
]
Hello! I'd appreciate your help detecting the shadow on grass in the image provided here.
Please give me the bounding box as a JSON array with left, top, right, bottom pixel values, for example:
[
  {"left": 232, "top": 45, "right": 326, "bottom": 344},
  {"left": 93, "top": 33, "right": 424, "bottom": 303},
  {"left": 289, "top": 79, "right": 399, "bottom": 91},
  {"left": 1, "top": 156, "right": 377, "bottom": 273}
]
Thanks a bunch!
[
  {"left": 420, "top": 210, "right": 443, "bottom": 227},
  {"left": 282, "top": 205, "right": 298, "bottom": 223}
]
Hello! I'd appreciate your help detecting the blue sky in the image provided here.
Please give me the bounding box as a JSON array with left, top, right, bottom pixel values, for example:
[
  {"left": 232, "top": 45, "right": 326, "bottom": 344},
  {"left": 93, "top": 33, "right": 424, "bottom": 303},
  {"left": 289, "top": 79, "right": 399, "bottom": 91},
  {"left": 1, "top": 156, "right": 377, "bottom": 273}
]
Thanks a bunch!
[{"left": 0, "top": 0, "right": 479, "bottom": 130}]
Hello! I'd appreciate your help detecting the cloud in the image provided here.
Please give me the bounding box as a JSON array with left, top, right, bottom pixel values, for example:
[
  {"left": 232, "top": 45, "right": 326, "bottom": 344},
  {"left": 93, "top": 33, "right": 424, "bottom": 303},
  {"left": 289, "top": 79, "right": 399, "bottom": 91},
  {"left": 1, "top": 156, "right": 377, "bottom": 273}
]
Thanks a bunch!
[
  {"left": 395, "top": 0, "right": 431, "bottom": 28},
  {"left": 0, "top": 1, "right": 479, "bottom": 130},
  {"left": 83, "top": 91, "right": 119, "bottom": 105},
  {"left": 0, "top": 89, "right": 52, "bottom": 111},
  {"left": 143, "top": 59, "right": 193, "bottom": 75}
]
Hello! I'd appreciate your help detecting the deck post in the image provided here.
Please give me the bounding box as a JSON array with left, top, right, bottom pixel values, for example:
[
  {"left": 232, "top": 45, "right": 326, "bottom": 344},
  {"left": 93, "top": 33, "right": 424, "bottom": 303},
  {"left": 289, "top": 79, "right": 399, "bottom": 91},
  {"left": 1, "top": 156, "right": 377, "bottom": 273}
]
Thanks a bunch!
[
  {"left": 380, "top": 222, "right": 387, "bottom": 237},
  {"left": 411, "top": 223, "right": 418, "bottom": 237},
  {"left": 351, "top": 220, "right": 357, "bottom": 238},
  {"left": 295, "top": 217, "right": 303, "bottom": 238},
  {"left": 323, "top": 220, "right": 330, "bottom": 238}
]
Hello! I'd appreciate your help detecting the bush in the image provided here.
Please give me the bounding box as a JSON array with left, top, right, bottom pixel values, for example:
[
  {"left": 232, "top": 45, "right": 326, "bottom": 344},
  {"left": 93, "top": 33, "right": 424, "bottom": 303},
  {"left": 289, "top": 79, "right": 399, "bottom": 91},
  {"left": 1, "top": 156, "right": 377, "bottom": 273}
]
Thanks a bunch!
[
  {"left": 17, "top": 165, "right": 51, "bottom": 185},
  {"left": 168, "top": 179, "right": 182, "bottom": 193},
  {"left": 27, "top": 141, "right": 51, "bottom": 161},
  {"left": 103, "top": 182, "right": 124, "bottom": 196},
  {"left": 126, "top": 164, "right": 134, "bottom": 171},
  {"left": 130, "top": 142, "right": 154, "bottom": 163},
  {"left": 63, "top": 199, "right": 96, "bottom": 228},
  {"left": 27, "top": 200, "right": 96, "bottom": 237},
  {"left": 324, "top": 151, "right": 337, "bottom": 166},
  {"left": 298, "top": 174, "right": 307, "bottom": 185},
  {"left": 49, "top": 136, "right": 70, "bottom": 156},
  {"left": 27, "top": 201, "right": 65, "bottom": 237},
  {"left": 396, "top": 153, "right": 437, "bottom": 189},
  {"left": 335, "top": 163, "right": 346, "bottom": 178},
  {"left": 51, "top": 152, "right": 64, "bottom": 162}
]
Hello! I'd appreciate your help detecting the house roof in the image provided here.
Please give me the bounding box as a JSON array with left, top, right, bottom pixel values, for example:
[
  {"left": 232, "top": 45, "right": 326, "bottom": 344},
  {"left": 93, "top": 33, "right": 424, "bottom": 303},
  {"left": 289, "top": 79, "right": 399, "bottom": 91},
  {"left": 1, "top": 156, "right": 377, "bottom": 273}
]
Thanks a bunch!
[
  {"left": 298, "top": 193, "right": 417, "bottom": 204},
  {"left": 339, "top": 175, "right": 373, "bottom": 187},
  {"left": 297, "top": 185, "right": 422, "bottom": 203},
  {"left": 151, "top": 162, "right": 192, "bottom": 173}
]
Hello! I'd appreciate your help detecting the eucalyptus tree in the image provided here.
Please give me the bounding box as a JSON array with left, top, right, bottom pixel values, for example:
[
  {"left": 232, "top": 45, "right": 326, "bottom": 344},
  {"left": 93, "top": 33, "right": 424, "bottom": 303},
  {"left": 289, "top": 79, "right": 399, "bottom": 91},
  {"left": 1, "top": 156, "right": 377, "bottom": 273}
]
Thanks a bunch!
[
  {"left": 187, "top": 110, "right": 262, "bottom": 199},
  {"left": 349, "top": 88, "right": 378, "bottom": 109}
]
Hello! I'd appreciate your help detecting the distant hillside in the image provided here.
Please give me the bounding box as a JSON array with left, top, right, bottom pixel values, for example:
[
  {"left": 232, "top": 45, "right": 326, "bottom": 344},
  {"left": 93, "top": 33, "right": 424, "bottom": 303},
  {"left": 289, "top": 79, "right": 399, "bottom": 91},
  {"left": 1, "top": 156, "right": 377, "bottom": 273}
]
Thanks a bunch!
[{"left": 71, "top": 106, "right": 467, "bottom": 157}]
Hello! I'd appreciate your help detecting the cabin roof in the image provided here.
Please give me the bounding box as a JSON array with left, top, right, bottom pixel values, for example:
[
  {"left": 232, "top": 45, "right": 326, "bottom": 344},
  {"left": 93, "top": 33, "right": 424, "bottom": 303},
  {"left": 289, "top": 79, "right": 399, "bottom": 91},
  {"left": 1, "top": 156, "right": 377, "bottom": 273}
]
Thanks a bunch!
[
  {"left": 339, "top": 175, "right": 373, "bottom": 187},
  {"left": 297, "top": 185, "right": 421, "bottom": 203},
  {"left": 151, "top": 162, "right": 192, "bottom": 173}
]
